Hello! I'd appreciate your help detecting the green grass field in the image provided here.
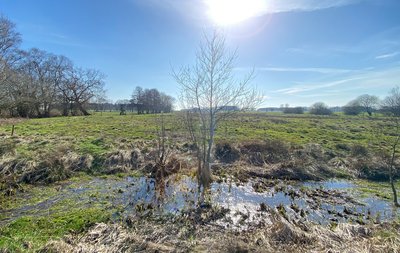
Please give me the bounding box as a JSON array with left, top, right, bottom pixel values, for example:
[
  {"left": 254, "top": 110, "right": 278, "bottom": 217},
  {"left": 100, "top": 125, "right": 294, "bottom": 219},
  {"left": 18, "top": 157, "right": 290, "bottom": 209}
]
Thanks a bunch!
[{"left": 0, "top": 111, "right": 395, "bottom": 160}]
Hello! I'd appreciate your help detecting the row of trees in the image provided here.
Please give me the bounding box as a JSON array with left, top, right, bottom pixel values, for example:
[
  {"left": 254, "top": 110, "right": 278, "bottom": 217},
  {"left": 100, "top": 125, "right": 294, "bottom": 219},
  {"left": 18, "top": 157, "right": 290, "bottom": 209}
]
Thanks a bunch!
[
  {"left": 130, "top": 86, "right": 174, "bottom": 114},
  {"left": 287, "top": 94, "right": 390, "bottom": 116},
  {"left": 111, "top": 87, "right": 175, "bottom": 114},
  {"left": 0, "top": 16, "right": 106, "bottom": 117}
]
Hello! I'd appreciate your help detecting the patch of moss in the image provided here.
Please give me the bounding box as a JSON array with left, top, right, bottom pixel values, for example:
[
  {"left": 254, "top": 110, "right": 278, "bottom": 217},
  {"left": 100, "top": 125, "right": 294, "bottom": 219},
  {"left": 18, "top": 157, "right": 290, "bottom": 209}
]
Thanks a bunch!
[{"left": 0, "top": 207, "right": 111, "bottom": 252}]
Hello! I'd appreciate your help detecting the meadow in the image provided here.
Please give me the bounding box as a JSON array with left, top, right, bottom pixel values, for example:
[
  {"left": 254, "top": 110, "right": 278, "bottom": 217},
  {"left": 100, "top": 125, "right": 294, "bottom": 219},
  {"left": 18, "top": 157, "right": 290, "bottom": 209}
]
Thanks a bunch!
[
  {"left": 0, "top": 111, "right": 394, "bottom": 159},
  {"left": 0, "top": 111, "right": 399, "bottom": 252}
]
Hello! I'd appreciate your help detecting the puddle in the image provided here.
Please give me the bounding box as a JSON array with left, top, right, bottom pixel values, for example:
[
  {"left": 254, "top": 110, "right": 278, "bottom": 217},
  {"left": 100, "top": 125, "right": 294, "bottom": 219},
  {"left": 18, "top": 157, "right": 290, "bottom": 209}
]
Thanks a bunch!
[{"left": 1, "top": 176, "right": 399, "bottom": 228}]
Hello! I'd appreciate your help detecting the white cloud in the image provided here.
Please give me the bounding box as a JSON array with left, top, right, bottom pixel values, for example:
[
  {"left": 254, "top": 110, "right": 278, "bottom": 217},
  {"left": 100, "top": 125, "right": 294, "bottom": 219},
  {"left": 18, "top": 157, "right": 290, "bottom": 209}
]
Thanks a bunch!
[
  {"left": 265, "top": 0, "right": 362, "bottom": 13},
  {"left": 273, "top": 66, "right": 400, "bottom": 95},
  {"left": 252, "top": 67, "right": 355, "bottom": 74},
  {"left": 376, "top": 52, "right": 399, "bottom": 59},
  {"left": 275, "top": 77, "right": 363, "bottom": 94}
]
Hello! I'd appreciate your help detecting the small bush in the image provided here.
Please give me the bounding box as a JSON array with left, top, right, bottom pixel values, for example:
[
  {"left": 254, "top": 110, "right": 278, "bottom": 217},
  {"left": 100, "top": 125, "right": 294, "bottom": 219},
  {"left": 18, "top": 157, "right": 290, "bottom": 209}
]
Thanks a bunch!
[
  {"left": 49, "top": 109, "right": 62, "bottom": 117},
  {"left": 240, "top": 139, "right": 290, "bottom": 165},
  {"left": 335, "top": 143, "right": 351, "bottom": 151},
  {"left": 351, "top": 158, "right": 400, "bottom": 181},
  {"left": 215, "top": 142, "right": 240, "bottom": 163},
  {"left": 309, "top": 102, "right": 332, "bottom": 115},
  {"left": 351, "top": 144, "right": 368, "bottom": 157},
  {"left": 103, "top": 148, "right": 143, "bottom": 174}
]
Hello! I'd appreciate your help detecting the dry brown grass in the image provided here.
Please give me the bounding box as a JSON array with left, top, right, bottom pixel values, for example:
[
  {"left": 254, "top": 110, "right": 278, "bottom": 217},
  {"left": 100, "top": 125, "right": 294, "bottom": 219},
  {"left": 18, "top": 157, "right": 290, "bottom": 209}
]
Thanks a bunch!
[
  {"left": 39, "top": 206, "right": 400, "bottom": 253},
  {"left": 102, "top": 148, "right": 143, "bottom": 174},
  {"left": 0, "top": 118, "right": 26, "bottom": 126}
]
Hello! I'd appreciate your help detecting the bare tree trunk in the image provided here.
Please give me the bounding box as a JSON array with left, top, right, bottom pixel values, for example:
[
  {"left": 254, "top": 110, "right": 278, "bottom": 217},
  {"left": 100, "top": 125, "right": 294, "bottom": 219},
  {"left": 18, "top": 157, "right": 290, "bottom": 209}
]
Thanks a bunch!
[
  {"left": 389, "top": 136, "right": 400, "bottom": 207},
  {"left": 203, "top": 121, "right": 215, "bottom": 189},
  {"left": 77, "top": 102, "right": 90, "bottom": 116},
  {"left": 389, "top": 171, "right": 399, "bottom": 207}
]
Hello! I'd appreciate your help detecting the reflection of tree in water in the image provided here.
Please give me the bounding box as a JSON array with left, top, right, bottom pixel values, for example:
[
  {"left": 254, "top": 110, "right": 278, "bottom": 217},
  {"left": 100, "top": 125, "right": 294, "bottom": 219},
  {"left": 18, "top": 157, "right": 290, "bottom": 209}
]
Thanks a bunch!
[{"left": 154, "top": 174, "right": 166, "bottom": 208}]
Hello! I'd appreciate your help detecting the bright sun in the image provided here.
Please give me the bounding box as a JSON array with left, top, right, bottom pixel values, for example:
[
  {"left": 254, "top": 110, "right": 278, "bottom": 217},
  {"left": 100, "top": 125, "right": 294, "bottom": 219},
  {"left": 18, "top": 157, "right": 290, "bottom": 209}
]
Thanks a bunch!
[{"left": 205, "top": 0, "right": 267, "bottom": 26}]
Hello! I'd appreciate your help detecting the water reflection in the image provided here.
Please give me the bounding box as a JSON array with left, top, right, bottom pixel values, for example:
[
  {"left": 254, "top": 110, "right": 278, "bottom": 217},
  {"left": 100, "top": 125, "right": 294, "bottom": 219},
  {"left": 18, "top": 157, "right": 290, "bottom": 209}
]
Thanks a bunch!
[{"left": 1, "top": 176, "right": 399, "bottom": 228}]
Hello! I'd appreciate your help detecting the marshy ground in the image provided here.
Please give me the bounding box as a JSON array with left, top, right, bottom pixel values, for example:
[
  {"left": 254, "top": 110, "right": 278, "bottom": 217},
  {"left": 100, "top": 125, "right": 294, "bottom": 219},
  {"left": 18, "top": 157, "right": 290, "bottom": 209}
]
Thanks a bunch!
[{"left": 0, "top": 112, "right": 399, "bottom": 252}]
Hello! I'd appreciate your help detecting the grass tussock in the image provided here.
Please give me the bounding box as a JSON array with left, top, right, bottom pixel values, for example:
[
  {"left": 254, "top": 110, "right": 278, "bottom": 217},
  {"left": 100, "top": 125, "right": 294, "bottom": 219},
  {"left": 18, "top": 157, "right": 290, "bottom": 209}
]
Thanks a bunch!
[
  {"left": 239, "top": 139, "right": 290, "bottom": 166},
  {"left": 102, "top": 148, "right": 143, "bottom": 174},
  {"left": 0, "top": 147, "right": 93, "bottom": 194}
]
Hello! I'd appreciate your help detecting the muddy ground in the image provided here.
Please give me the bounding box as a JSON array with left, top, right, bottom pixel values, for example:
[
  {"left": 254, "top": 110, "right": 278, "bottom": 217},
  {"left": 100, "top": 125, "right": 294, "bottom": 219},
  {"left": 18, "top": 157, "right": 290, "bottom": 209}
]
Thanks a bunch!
[
  {"left": 41, "top": 199, "right": 400, "bottom": 253},
  {"left": 1, "top": 140, "right": 400, "bottom": 252}
]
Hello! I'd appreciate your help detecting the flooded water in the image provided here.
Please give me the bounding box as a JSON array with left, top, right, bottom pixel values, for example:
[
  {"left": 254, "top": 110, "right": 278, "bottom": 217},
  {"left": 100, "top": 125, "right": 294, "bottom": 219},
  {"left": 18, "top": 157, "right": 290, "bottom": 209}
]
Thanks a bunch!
[{"left": 1, "top": 176, "right": 399, "bottom": 228}]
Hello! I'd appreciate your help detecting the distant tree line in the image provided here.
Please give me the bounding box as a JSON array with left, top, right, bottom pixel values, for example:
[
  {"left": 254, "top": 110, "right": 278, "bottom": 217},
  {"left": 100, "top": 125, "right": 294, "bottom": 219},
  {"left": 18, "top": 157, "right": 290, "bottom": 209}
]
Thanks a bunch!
[
  {"left": 0, "top": 16, "right": 106, "bottom": 118},
  {"left": 0, "top": 16, "right": 175, "bottom": 118},
  {"left": 283, "top": 106, "right": 304, "bottom": 114},
  {"left": 259, "top": 91, "right": 398, "bottom": 116},
  {"left": 130, "top": 86, "right": 174, "bottom": 114}
]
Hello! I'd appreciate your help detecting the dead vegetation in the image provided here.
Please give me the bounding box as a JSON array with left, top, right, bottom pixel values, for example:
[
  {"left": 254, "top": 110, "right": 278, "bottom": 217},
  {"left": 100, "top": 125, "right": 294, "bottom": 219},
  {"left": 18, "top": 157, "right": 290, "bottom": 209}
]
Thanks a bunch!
[
  {"left": 213, "top": 141, "right": 351, "bottom": 181},
  {"left": 0, "top": 148, "right": 93, "bottom": 194},
  {"left": 102, "top": 148, "right": 142, "bottom": 174},
  {"left": 39, "top": 205, "right": 400, "bottom": 253},
  {"left": 351, "top": 156, "right": 400, "bottom": 181},
  {"left": 240, "top": 139, "right": 290, "bottom": 165},
  {"left": 0, "top": 137, "right": 398, "bottom": 196},
  {"left": 215, "top": 142, "right": 240, "bottom": 164}
]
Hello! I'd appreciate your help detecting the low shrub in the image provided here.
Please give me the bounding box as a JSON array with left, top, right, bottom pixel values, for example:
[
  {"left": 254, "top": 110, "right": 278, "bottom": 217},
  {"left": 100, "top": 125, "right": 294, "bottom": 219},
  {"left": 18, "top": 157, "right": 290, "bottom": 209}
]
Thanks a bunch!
[
  {"left": 240, "top": 139, "right": 290, "bottom": 165},
  {"left": 351, "top": 144, "right": 368, "bottom": 157},
  {"left": 335, "top": 143, "right": 351, "bottom": 151},
  {"left": 103, "top": 148, "right": 143, "bottom": 174},
  {"left": 351, "top": 158, "right": 400, "bottom": 181},
  {"left": 215, "top": 142, "right": 240, "bottom": 163}
]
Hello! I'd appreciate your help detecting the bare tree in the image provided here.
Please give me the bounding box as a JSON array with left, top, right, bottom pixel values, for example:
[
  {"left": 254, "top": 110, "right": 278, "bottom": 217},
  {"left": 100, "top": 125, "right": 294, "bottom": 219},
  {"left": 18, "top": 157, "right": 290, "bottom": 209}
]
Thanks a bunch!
[
  {"left": 356, "top": 94, "right": 379, "bottom": 116},
  {"left": 0, "top": 16, "right": 21, "bottom": 79},
  {"left": 343, "top": 99, "right": 363, "bottom": 115},
  {"left": 131, "top": 86, "right": 174, "bottom": 114},
  {"left": 17, "top": 48, "right": 62, "bottom": 117},
  {"left": 93, "top": 90, "right": 108, "bottom": 114},
  {"left": 0, "top": 15, "right": 107, "bottom": 118},
  {"left": 173, "top": 31, "right": 261, "bottom": 191},
  {"left": 131, "top": 86, "right": 145, "bottom": 114},
  {"left": 62, "top": 67, "right": 106, "bottom": 115},
  {"left": 0, "top": 16, "right": 21, "bottom": 111},
  {"left": 309, "top": 102, "right": 332, "bottom": 115},
  {"left": 382, "top": 87, "right": 400, "bottom": 207}
]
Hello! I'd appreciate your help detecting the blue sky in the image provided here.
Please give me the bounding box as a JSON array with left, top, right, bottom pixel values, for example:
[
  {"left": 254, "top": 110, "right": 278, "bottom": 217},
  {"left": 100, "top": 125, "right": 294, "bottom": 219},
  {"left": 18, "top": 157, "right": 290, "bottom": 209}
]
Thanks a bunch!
[{"left": 1, "top": 0, "right": 400, "bottom": 107}]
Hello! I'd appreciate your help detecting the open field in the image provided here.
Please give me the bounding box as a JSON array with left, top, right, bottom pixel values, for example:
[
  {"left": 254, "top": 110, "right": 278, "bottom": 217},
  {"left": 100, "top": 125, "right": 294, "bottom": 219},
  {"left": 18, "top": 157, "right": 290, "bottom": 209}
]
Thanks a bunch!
[
  {"left": 1, "top": 112, "right": 399, "bottom": 252},
  {"left": 0, "top": 111, "right": 395, "bottom": 157}
]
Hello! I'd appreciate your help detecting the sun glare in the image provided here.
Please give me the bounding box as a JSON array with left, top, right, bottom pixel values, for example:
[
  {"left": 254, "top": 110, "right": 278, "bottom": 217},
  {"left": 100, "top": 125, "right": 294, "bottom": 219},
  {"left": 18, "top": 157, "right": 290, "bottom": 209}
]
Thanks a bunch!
[{"left": 205, "top": 0, "right": 267, "bottom": 26}]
